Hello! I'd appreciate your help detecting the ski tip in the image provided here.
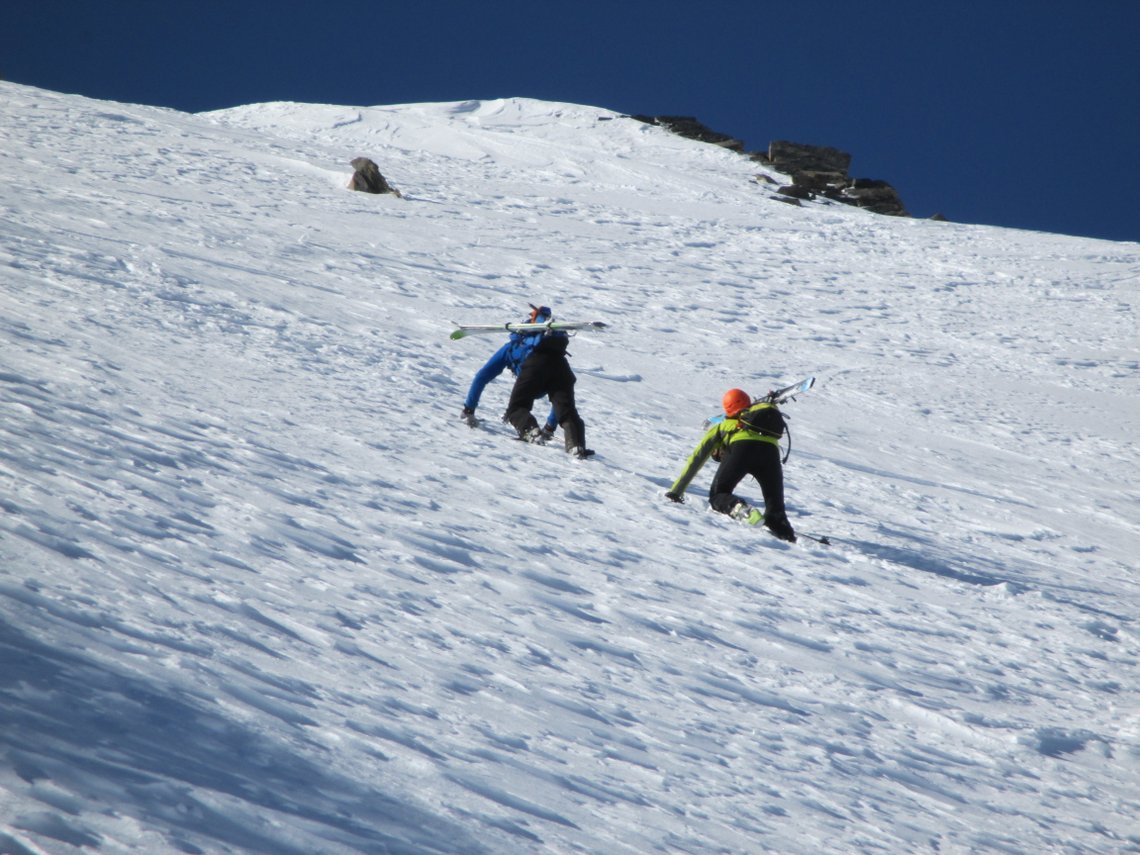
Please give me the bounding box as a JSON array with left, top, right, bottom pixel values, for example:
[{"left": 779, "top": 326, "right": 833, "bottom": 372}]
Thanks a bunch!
[{"left": 449, "top": 328, "right": 466, "bottom": 340}]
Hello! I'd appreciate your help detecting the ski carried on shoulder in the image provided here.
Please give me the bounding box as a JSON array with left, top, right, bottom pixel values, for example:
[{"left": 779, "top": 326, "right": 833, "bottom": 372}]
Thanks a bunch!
[
  {"left": 450, "top": 320, "right": 608, "bottom": 340},
  {"left": 766, "top": 376, "right": 815, "bottom": 404},
  {"left": 704, "top": 377, "right": 816, "bottom": 427}
]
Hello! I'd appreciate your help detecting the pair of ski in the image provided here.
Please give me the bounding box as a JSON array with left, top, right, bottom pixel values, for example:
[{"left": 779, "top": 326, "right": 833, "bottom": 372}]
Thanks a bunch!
[
  {"left": 703, "top": 376, "right": 815, "bottom": 428},
  {"left": 449, "top": 320, "right": 608, "bottom": 340}
]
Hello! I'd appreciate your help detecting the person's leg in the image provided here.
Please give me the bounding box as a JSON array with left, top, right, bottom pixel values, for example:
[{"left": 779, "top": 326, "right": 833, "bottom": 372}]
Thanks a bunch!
[
  {"left": 708, "top": 444, "right": 751, "bottom": 515},
  {"left": 749, "top": 442, "right": 787, "bottom": 518},
  {"left": 547, "top": 359, "right": 588, "bottom": 453},
  {"left": 505, "top": 357, "right": 547, "bottom": 437},
  {"left": 748, "top": 442, "right": 795, "bottom": 541}
]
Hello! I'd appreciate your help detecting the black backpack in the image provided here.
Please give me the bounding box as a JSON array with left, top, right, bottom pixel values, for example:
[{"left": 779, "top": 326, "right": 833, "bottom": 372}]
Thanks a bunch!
[
  {"left": 736, "top": 403, "right": 794, "bottom": 462},
  {"left": 737, "top": 403, "right": 787, "bottom": 438}
]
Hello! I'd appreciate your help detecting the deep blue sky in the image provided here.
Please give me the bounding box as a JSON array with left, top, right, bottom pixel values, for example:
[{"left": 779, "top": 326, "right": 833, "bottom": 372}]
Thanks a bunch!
[{"left": 5, "top": 1, "right": 1138, "bottom": 242}]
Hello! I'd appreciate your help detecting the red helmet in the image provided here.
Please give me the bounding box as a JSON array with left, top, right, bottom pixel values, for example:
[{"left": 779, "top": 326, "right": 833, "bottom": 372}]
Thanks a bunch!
[{"left": 722, "top": 388, "right": 751, "bottom": 417}]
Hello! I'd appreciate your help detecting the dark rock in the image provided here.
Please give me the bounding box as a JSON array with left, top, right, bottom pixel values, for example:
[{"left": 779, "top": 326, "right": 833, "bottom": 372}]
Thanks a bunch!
[
  {"left": 768, "top": 144, "right": 909, "bottom": 216},
  {"left": 768, "top": 145, "right": 909, "bottom": 216},
  {"left": 840, "top": 178, "right": 908, "bottom": 216},
  {"left": 631, "top": 115, "right": 745, "bottom": 152},
  {"left": 777, "top": 184, "right": 814, "bottom": 200},
  {"left": 791, "top": 169, "right": 848, "bottom": 192},
  {"left": 631, "top": 115, "right": 916, "bottom": 217},
  {"left": 768, "top": 141, "right": 852, "bottom": 178},
  {"left": 349, "top": 157, "right": 401, "bottom": 196}
]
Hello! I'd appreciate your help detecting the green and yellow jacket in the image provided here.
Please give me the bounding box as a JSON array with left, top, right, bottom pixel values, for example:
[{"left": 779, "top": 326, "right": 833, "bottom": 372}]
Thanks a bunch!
[{"left": 667, "top": 402, "right": 781, "bottom": 498}]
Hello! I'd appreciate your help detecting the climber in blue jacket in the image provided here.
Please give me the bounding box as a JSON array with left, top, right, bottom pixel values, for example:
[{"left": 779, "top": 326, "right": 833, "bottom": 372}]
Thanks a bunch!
[{"left": 461, "top": 304, "right": 592, "bottom": 458}]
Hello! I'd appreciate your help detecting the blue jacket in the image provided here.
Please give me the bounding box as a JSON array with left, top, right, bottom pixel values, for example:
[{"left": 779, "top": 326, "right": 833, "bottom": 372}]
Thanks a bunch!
[{"left": 464, "top": 329, "right": 561, "bottom": 429}]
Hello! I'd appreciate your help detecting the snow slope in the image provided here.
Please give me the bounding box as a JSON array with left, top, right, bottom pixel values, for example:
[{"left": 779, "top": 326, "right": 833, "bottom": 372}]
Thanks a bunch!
[{"left": 2, "top": 81, "right": 1138, "bottom": 854}]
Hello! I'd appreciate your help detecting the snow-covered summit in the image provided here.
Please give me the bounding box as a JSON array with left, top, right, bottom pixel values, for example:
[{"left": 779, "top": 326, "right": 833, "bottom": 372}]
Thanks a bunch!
[{"left": 2, "top": 81, "right": 1138, "bottom": 854}]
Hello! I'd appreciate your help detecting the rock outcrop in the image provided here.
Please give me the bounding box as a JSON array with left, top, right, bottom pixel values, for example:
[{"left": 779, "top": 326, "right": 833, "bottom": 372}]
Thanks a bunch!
[
  {"left": 632, "top": 116, "right": 912, "bottom": 217},
  {"left": 631, "top": 115, "right": 745, "bottom": 152},
  {"left": 760, "top": 141, "right": 908, "bottom": 216}
]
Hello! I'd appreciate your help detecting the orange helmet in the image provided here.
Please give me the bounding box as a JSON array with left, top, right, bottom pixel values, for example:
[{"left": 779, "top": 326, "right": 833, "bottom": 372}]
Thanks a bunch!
[{"left": 722, "top": 388, "right": 751, "bottom": 417}]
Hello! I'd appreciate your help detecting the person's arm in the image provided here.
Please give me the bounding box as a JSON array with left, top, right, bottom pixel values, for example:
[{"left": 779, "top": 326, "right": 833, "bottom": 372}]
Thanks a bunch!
[
  {"left": 463, "top": 343, "right": 510, "bottom": 412},
  {"left": 665, "top": 424, "right": 723, "bottom": 501}
]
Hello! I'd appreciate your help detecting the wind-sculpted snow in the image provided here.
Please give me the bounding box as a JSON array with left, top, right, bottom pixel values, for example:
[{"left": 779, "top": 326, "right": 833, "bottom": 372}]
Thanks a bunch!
[{"left": 2, "top": 82, "right": 1138, "bottom": 853}]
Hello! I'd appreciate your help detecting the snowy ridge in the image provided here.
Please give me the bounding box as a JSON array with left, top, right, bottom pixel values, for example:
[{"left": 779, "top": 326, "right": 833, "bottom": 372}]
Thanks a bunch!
[{"left": 2, "top": 82, "right": 1138, "bottom": 854}]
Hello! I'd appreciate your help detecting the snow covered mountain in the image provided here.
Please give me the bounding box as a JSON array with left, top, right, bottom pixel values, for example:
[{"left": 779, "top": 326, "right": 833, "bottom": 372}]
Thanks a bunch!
[{"left": 2, "top": 81, "right": 1138, "bottom": 854}]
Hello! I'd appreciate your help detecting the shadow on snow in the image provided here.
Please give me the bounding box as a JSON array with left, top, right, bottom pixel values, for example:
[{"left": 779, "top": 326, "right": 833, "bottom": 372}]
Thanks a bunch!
[{"left": 0, "top": 618, "right": 489, "bottom": 855}]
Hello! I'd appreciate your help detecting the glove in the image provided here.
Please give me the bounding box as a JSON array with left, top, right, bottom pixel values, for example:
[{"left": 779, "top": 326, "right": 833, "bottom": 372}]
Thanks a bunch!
[
  {"left": 461, "top": 406, "right": 478, "bottom": 427},
  {"left": 665, "top": 491, "right": 684, "bottom": 504}
]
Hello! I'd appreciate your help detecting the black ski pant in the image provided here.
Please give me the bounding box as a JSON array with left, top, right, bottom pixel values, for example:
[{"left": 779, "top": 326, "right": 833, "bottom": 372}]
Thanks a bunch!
[
  {"left": 708, "top": 439, "right": 787, "bottom": 521},
  {"left": 506, "top": 349, "right": 586, "bottom": 450}
]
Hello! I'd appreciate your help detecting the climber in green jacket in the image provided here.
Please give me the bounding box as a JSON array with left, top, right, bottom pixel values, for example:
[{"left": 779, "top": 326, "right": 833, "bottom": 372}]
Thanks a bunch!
[{"left": 665, "top": 387, "right": 796, "bottom": 542}]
